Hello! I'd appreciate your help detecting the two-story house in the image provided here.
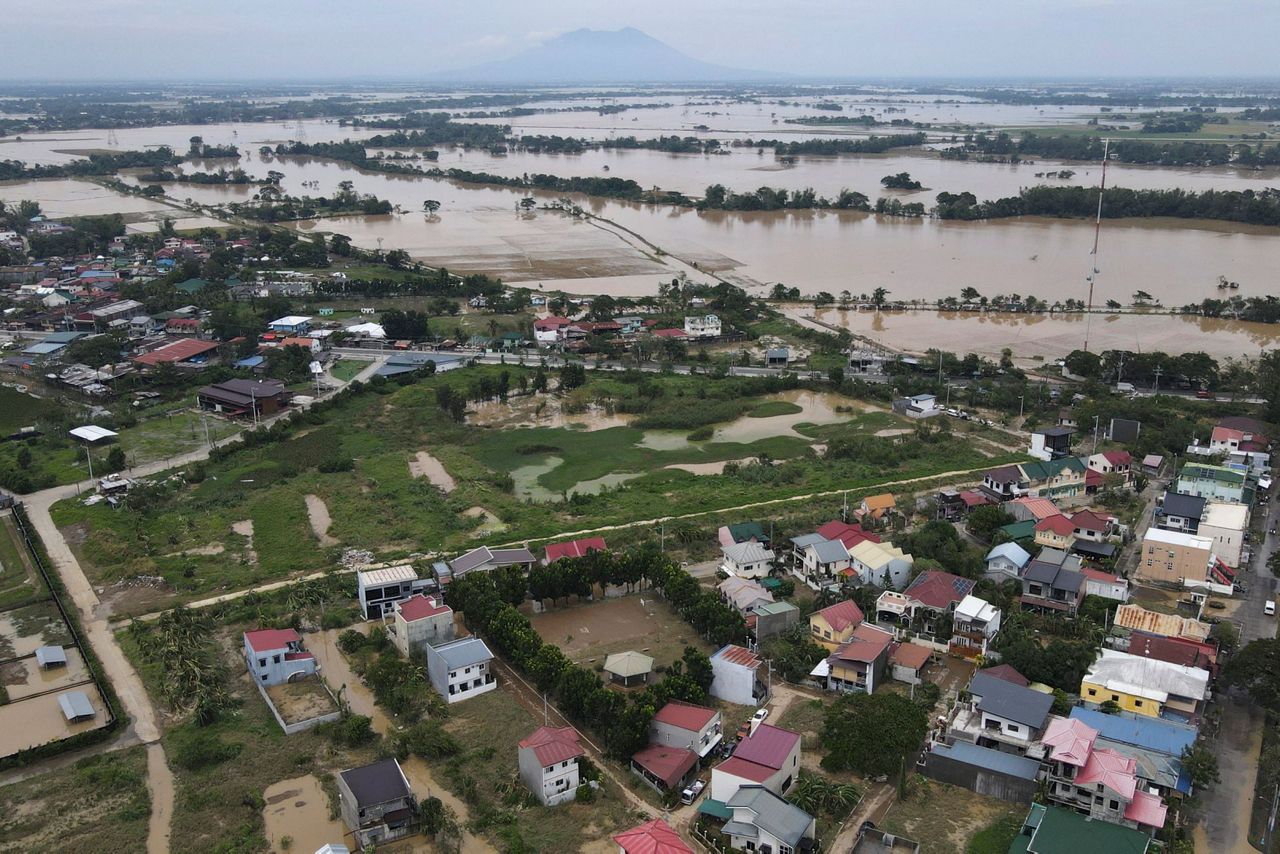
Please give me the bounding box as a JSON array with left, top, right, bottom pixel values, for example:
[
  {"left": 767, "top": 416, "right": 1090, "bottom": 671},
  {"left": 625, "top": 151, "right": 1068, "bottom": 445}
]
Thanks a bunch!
[
  {"left": 683, "top": 314, "right": 722, "bottom": 338},
  {"left": 950, "top": 595, "right": 1002, "bottom": 658},
  {"left": 847, "top": 539, "right": 914, "bottom": 589},
  {"left": 1088, "top": 450, "right": 1134, "bottom": 485},
  {"left": 1175, "top": 463, "right": 1250, "bottom": 505},
  {"left": 710, "top": 724, "right": 802, "bottom": 803},
  {"left": 1135, "top": 528, "right": 1213, "bottom": 587},
  {"left": 1029, "top": 427, "right": 1074, "bottom": 462},
  {"left": 356, "top": 565, "right": 434, "bottom": 620},
  {"left": 518, "top": 725, "right": 584, "bottom": 806},
  {"left": 1081, "top": 649, "right": 1211, "bottom": 722},
  {"left": 1021, "top": 553, "right": 1086, "bottom": 615},
  {"left": 1197, "top": 501, "right": 1249, "bottom": 569},
  {"left": 718, "top": 576, "right": 775, "bottom": 615},
  {"left": 895, "top": 570, "right": 976, "bottom": 641},
  {"left": 1155, "top": 492, "right": 1206, "bottom": 534},
  {"left": 817, "top": 622, "right": 894, "bottom": 694},
  {"left": 720, "top": 541, "right": 775, "bottom": 579},
  {"left": 788, "top": 534, "right": 853, "bottom": 589},
  {"left": 336, "top": 758, "right": 418, "bottom": 850},
  {"left": 650, "top": 701, "right": 723, "bottom": 761},
  {"left": 613, "top": 819, "right": 692, "bottom": 854},
  {"left": 1041, "top": 716, "right": 1169, "bottom": 833},
  {"left": 808, "top": 599, "right": 865, "bottom": 651},
  {"left": 424, "top": 636, "right": 497, "bottom": 703},
  {"left": 949, "top": 670, "right": 1054, "bottom": 755},
  {"left": 981, "top": 464, "right": 1028, "bottom": 501},
  {"left": 984, "top": 542, "right": 1032, "bottom": 583},
  {"left": 388, "top": 594, "right": 454, "bottom": 657},
  {"left": 243, "top": 628, "right": 317, "bottom": 686},
  {"left": 1033, "top": 514, "right": 1077, "bottom": 551},
  {"left": 710, "top": 644, "right": 769, "bottom": 706},
  {"left": 1020, "top": 458, "right": 1088, "bottom": 500},
  {"left": 722, "top": 785, "right": 817, "bottom": 854}
]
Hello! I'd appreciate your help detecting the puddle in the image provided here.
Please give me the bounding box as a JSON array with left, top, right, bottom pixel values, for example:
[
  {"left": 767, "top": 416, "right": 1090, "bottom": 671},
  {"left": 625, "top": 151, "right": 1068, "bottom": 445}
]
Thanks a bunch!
[
  {"left": 468, "top": 397, "right": 633, "bottom": 431},
  {"left": 261, "top": 774, "right": 347, "bottom": 854},
  {"left": 146, "top": 743, "right": 174, "bottom": 854},
  {"left": 409, "top": 451, "right": 456, "bottom": 492},
  {"left": 0, "top": 605, "right": 73, "bottom": 659},
  {"left": 664, "top": 458, "right": 758, "bottom": 476},
  {"left": 510, "top": 456, "right": 565, "bottom": 502},
  {"left": 463, "top": 506, "right": 507, "bottom": 536},
  {"left": 304, "top": 495, "right": 339, "bottom": 547},
  {"left": 710, "top": 390, "right": 858, "bottom": 443}
]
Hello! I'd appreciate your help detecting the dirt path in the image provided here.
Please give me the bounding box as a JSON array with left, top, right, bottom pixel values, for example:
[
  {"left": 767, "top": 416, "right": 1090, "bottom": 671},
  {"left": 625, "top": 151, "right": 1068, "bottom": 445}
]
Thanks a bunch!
[
  {"left": 408, "top": 451, "right": 456, "bottom": 492},
  {"left": 304, "top": 494, "right": 339, "bottom": 547}
]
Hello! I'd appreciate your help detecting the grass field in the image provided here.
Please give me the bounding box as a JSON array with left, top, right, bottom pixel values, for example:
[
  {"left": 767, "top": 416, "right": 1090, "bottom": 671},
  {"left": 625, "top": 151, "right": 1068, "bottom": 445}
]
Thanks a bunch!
[
  {"left": 0, "top": 514, "right": 44, "bottom": 610},
  {"left": 748, "top": 400, "right": 805, "bottom": 418},
  {"left": 1002, "top": 118, "right": 1277, "bottom": 142},
  {"left": 0, "top": 747, "right": 151, "bottom": 852},
  {"left": 327, "top": 358, "right": 368, "bottom": 382},
  {"left": 0, "top": 387, "right": 63, "bottom": 435},
  {"left": 881, "top": 777, "right": 1024, "bottom": 854}
]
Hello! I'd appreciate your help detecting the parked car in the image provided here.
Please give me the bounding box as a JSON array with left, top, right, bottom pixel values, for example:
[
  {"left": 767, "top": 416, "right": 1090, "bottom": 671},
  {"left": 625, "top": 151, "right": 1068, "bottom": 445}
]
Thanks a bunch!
[
  {"left": 1196, "top": 389, "right": 1215, "bottom": 399},
  {"left": 720, "top": 740, "right": 737, "bottom": 760},
  {"left": 680, "top": 779, "right": 706, "bottom": 805},
  {"left": 752, "top": 708, "right": 770, "bottom": 724},
  {"left": 1265, "top": 599, "right": 1276, "bottom": 617},
  {"left": 735, "top": 722, "right": 751, "bottom": 741}
]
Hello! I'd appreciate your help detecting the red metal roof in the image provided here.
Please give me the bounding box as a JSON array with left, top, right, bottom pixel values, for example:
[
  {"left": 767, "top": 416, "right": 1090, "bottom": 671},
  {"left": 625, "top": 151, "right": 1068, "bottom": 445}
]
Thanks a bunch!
[
  {"left": 715, "top": 756, "right": 775, "bottom": 783},
  {"left": 533, "top": 316, "right": 571, "bottom": 330},
  {"left": 980, "top": 664, "right": 1030, "bottom": 686},
  {"left": 1129, "top": 631, "right": 1218, "bottom": 672},
  {"left": 889, "top": 641, "right": 931, "bottom": 670},
  {"left": 1070, "top": 510, "right": 1112, "bottom": 532},
  {"left": 519, "top": 725, "right": 584, "bottom": 766},
  {"left": 1075, "top": 747, "right": 1138, "bottom": 799},
  {"left": 714, "top": 644, "right": 761, "bottom": 669},
  {"left": 244, "top": 628, "right": 300, "bottom": 653},
  {"left": 816, "top": 520, "right": 880, "bottom": 548},
  {"left": 733, "top": 724, "right": 800, "bottom": 770},
  {"left": 1035, "top": 514, "right": 1076, "bottom": 536},
  {"left": 904, "top": 570, "right": 975, "bottom": 610},
  {"left": 651, "top": 328, "right": 687, "bottom": 338},
  {"left": 630, "top": 744, "right": 697, "bottom": 788},
  {"left": 1101, "top": 450, "right": 1133, "bottom": 466},
  {"left": 133, "top": 337, "right": 220, "bottom": 366},
  {"left": 830, "top": 624, "right": 894, "bottom": 665},
  {"left": 397, "top": 594, "right": 450, "bottom": 623},
  {"left": 652, "top": 701, "right": 717, "bottom": 732},
  {"left": 613, "top": 819, "right": 692, "bottom": 854},
  {"left": 1124, "top": 789, "right": 1169, "bottom": 828},
  {"left": 545, "top": 537, "right": 607, "bottom": 562},
  {"left": 813, "top": 599, "right": 864, "bottom": 633},
  {"left": 283, "top": 651, "right": 314, "bottom": 662}
]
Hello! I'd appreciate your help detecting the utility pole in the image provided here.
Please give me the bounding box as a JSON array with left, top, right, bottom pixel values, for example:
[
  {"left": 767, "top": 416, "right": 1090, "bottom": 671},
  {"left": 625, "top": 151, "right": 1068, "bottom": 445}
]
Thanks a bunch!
[
  {"left": 1093, "top": 415, "right": 1101, "bottom": 454},
  {"left": 1152, "top": 364, "right": 1163, "bottom": 393},
  {"left": 1018, "top": 395, "right": 1025, "bottom": 419},
  {"left": 84, "top": 444, "right": 94, "bottom": 482}
]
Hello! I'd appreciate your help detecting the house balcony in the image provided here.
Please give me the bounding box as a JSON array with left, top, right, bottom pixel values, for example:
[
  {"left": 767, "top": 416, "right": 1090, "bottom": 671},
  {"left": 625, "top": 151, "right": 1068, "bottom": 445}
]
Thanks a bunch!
[
  {"left": 1020, "top": 593, "right": 1077, "bottom": 614},
  {"left": 948, "top": 707, "right": 1046, "bottom": 759}
]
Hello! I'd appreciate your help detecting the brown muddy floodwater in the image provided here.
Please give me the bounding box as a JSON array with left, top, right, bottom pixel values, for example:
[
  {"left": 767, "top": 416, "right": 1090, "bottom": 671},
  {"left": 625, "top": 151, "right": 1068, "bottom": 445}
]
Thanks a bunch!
[
  {"left": 803, "top": 306, "right": 1280, "bottom": 361},
  {"left": 0, "top": 688, "right": 107, "bottom": 755},
  {"left": 261, "top": 774, "right": 347, "bottom": 854}
]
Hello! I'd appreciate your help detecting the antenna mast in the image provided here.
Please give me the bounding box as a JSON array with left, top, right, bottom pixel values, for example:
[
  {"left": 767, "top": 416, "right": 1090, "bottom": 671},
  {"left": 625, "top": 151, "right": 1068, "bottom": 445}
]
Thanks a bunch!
[{"left": 1083, "top": 138, "right": 1109, "bottom": 353}]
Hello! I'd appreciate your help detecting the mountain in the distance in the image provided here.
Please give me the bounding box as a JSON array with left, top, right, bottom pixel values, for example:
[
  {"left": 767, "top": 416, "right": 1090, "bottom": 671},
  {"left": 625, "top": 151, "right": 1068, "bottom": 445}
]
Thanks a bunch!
[{"left": 432, "top": 27, "right": 785, "bottom": 83}]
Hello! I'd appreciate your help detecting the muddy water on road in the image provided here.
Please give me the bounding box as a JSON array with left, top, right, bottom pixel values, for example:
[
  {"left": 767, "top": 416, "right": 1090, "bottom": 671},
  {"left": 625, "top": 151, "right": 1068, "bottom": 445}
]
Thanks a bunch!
[{"left": 261, "top": 774, "right": 347, "bottom": 854}]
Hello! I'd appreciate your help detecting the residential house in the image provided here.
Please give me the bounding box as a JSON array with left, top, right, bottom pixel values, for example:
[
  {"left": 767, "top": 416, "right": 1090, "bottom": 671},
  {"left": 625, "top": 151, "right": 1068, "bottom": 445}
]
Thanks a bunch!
[
  {"left": 630, "top": 744, "right": 699, "bottom": 794},
  {"left": 1034, "top": 514, "right": 1077, "bottom": 551},
  {"left": 949, "top": 670, "right": 1054, "bottom": 755},
  {"left": 1040, "top": 716, "right": 1169, "bottom": 832},
  {"left": 1009, "top": 803, "right": 1153, "bottom": 854},
  {"left": 1113, "top": 604, "right": 1211, "bottom": 643},
  {"left": 1007, "top": 496, "right": 1062, "bottom": 524},
  {"left": 982, "top": 664, "right": 1031, "bottom": 687},
  {"left": 1205, "top": 422, "right": 1270, "bottom": 477},
  {"left": 136, "top": 338, "right": 222, "bottom": 370},
  {"left": 817, "top": 623, "right": 894, "bottom": 694},
  {"left": 719, "top": 521, "right": 771, "bottom": 548},
  {"left": 424, "top": 636, "right": 497, "bottom": 703},
  {"left": 808, "top": 599, "right": 865, "bottom": 651},
  {"left": 764, "top": 347, "right": 790, "bottom": 367},
  {"left": 1030, "top": 427, "right": 1074, "bottom": 462},
  {"left": 718, "top": 577, "right": 774, "bottom": 615},
  {"left": 722, "top": 785, "right": 816, "bottom": 854},
  {"left": 897, "top": 393, "right": 941, "bottom": 419},
  {"left": 356, "top": 565, "right": 433, "bottom": 620},
  {"left": 533, "top": 316, "right": 572, "bottom": 345},
  {"left": 751, "top": 601, "right": 801, "bottom": 642},
  {"left": 1135, "top": 528, "right": 1214, "bottom": 588},
  {"left": 1088, "top": 451, "right": 1134, "bottom": 485},
  {"left": 710, "top": 724, "right": 802, "bottom": 802},
  {"left": 1175, "top": 463, "right": 1250, "bottom": 505},
  {"left": 789, "top": 534, "right": 852, "bottom": 590},
  {"left": 1021, "top": 554, "right": 1086, "bottom": 615},
  {"left": 388, "top": 594, "right": 454, "bottom": 656},
  {"left": 816, "top": 520, "right": 878, "bottom": 550},
  {"left": 544, "top": 536, "right": 607, "bottom": 564},
  {"left": 1071, "top": 510, "right": 1116, "bottom": 543},
  {"left": 518, "top": 725, "right": 583, "bottom": 806},
  {"left": 889, "top": 641, "right": 933, "bottom": 685},
  {"left": 651, "top": 701, "right": 723, "bottom": 760},
  {"left": 267, "top": 315, "right": 312, "bottom": 335},
  {"left": 243, "top": 628, "right": 316, "bottom": 685},
  {"left": 984, "top": 542, "right": 1032, "bottom": 583},
  {"left": 981, "top": 465, "right": 1028, "bottom": 501},
  {"left": 936, "top": 488, "right": 993, "bottom": 520},
  {"left": 164, "top": 316, "right": 200, "bottom": 336},
  {"left": 847, "top": 539, "right": 914, "bottom": 589},
  {"left": 950, "top": 595, "right": 1002, "bottom": 658},
  {"left": 613, "top": 819, "right": 692, "bottom": 854},
  {"left": 1156, "top": 492, "right": 1206, "bottom": 534},
  {"left": 1083, "top": 569, "right": 1129, "bottom": 602},
  {"left": 858, "top": 492, "right": 895, "bottom": 522},
  {"left": 336, "top": 758, "right": 417, "bottom": 850},
  {"left": 1081, "top": 649, "right": 1211, "bottom": 722},
  {"left": 196, "top": 378, "right": 290, "bottom": 418},
  {"left": 683, "top": 314, "right": 722, "bottom": 338},
  {"left": 1196, "top": 502, "right": 1249, "bottom": 568},
  {"left": 1127, "top": 632, "right": 1219, "bottom": 676},
  {"left": 449, "top": 545, "right": 536, "bottom": 578},
  {"left": 1019, "top": 458, "right": 1088, "bottom": 500},
  {"left": 890, "top": 570, "right": 976, "bottom": 640},
  {"left": 1069, "top": 707, "right": 1198, "bottom": 799},
  {"left": 709, "top": 645, "right": 769, "bottom": 706},
  {"left": 720, "top": 541, "right": 775, "bottom": 579}
]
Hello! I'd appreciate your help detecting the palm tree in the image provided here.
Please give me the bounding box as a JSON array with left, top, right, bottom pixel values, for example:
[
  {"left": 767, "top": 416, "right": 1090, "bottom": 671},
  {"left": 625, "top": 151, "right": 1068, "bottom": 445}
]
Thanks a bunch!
[
  {"left": 872, "top": 287, "right": 890, "bottom": 307},
  {"left": 423, "top": 199, "right": 441, "bottom": 214}
]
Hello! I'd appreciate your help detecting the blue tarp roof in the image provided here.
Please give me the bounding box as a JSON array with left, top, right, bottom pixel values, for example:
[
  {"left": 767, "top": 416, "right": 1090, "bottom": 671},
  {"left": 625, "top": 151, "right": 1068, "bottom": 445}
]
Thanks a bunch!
[
  {"left": 931, "top": 740, "right": 1040, "bottom": 780},
  {"left": 1070, "top": 707, "right": 1196, "bottom": 757},
  {"left": 234, "top": 355, "right": 265, "bottom": 368}
]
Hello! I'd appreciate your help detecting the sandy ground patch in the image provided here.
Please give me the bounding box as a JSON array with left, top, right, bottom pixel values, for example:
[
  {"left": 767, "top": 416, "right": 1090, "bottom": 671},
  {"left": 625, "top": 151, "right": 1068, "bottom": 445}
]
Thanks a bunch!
[
  {"left": 264, "top": 677, "right": 339, "bottom": 725},
  {"left": 304, "top": 495, "right": 339, "bottom": 547},
  {"left": 231, "top": 519, "right": 258, "bottom": 564},
  {"left": 162, "top": 543, "right": 225, "bottom": 558},
  {"left": 463, "top": 506, "right": 507, "bottom": 535},
  {"left": 874, "top": 428, "right": 913, "bottom": 438},
  {"left": 408, "top": 450, "right": 456, "bottom": 492}
]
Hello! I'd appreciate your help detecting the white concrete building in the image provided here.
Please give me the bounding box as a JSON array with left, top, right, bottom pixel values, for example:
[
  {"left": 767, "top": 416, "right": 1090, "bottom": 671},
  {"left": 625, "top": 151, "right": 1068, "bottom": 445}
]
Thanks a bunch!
[
  {"left": 720, "top": 541, "right": 775, "bottom": 579},
  {"left": 847, "top": 539, "right": 913, "bottom": 589},
  {"left": 683, "top": 314, "right": 722, "bottom": 338},
  {"left": 1197, "top": 501, "right": 1249, "bottom": 568},
  {"left": 518, "top": 725, "right": 583, "bottom": 806},
  {"left": 424, "top": 637, "right": 496, "bottom": 703},
  {"left": 357, "top": 565, "right": 434, "bottom": 620},
  {"left": 650, "top": 702, "right": 723, "bottom": 760},
  {"left": 389, "top": 594, "right": 455, "bottom": 657},
  {"left": 243, "top": 628, "right": 317, "bottom": 686},
  {"left": 709, "top": 644, "right": 769, "bottom": 706}
]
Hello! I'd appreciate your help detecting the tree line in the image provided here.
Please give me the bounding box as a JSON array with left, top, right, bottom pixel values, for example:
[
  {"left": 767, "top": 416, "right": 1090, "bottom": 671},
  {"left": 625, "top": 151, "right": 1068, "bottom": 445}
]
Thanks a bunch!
[
  {"left": 942, "top": 131, "right": 1280, "bottom": 168},
  {"left": 932, "top": 186, "right": 1280, "bottom": 226}
]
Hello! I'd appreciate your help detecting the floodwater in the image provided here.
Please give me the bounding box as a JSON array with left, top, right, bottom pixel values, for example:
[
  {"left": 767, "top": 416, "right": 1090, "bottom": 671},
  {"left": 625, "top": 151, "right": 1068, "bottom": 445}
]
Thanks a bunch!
[
  {"left": 803, "top": 305, "right": 1280, "bottom": 362},
  {"left": 712, "top": 390, "right": 856, "bottom": 443},
  {"left": 408, "top": 451, "right": 456, "bottom": 492},
  {"left": 261, "top": 774, "right": 348, "bottom": 854},
  {"left": 0, "top": 687, "right": 107, "bottom": 756},
  {"left": 0, "top": 605, "right": 72, "bottom": 660},
  {"left": 0, "top": 178, "right": 228, "bottom": 233},
  {"left": 0, "top": 648, "right": 89, "bottom": 701},
  {"left": 510, "top": 454, "right": 645, "bottom": 503},
  {"left": 468, "top": 398, "right": 634, "bottom": 431}
]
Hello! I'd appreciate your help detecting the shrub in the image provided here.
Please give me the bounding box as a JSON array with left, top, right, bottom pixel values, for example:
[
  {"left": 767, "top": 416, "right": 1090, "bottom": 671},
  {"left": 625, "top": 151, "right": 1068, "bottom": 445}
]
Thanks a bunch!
[
  {"left": 327, "top": 713, "right": 377, "bottom": 748},
  {"left": 337, "top": 629, "right": 367, "bottom": 654},
  {"left": 687, "top": 426, "right": 713, "bottom": 441},
  {"left": 170, "top": 728, "right": 243, "bottom": 770},
  {"left": 318, "top": 456, "right": 354, "bottom": 473},
  {"left": 575, "top": 782, "right": 596, "bottom": 804}
]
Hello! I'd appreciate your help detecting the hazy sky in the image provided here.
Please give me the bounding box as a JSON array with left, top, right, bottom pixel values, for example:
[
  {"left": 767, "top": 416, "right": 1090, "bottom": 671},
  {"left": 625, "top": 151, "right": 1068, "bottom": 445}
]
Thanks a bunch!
[{"left": 2, "top": 0, "right": 1277, "bottom": 80}]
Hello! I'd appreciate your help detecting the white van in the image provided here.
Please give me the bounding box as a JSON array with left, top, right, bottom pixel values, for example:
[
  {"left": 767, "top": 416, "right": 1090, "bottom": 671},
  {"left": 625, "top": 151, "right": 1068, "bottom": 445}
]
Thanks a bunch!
[{"left": 1266, "top": 600, "right": 1276, "bottom": 617}]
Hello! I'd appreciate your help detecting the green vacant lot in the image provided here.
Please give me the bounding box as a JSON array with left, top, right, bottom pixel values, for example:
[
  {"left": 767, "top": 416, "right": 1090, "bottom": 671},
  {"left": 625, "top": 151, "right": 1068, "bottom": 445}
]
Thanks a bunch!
[{"left": 54, "top": 367, "right": 1022, "bottom": 614}]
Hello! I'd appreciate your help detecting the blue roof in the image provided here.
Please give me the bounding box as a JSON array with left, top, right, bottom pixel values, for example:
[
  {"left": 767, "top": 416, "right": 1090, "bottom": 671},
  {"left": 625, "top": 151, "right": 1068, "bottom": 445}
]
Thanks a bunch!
[
  {"left": 22, "top": 342, "right": 65, "bottom": 355},
  {"left": 376, "top": 352, "right": 467, "bottom": 377},
  {"left": 235, "top": 355, "right": 265, "bottom": 368},
  {"left": 930, "top": 740, "right": 1040, "bottom": 780},
  {"left": 1070, "top": 707, "right": 1196, "bottom": 757},
  {"left": 986, "top": 542, "right": 1031, "bottom": 568}
]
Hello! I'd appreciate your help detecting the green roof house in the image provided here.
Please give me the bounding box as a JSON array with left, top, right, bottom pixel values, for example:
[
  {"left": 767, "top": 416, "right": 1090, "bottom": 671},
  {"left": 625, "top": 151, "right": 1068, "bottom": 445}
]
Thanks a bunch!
[{"left": 1008, "top": 804, "right": 1151, "bottom": 854}]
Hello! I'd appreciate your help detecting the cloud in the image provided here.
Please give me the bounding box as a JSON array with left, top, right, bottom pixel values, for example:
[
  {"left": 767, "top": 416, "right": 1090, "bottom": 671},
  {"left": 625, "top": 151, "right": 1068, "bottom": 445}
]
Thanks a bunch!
[
  {"left": 524, "top": 29, "right": 564, "bottom": 44},
  {"left": 459, "top": 33, "right": 510, "bottom": 52}
]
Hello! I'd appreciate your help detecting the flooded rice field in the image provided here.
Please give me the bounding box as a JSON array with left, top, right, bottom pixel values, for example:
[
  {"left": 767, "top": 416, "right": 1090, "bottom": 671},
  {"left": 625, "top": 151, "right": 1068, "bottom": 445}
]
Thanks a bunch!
[{"left": 0, "top": 178, "right": 231, "bottom": 232}]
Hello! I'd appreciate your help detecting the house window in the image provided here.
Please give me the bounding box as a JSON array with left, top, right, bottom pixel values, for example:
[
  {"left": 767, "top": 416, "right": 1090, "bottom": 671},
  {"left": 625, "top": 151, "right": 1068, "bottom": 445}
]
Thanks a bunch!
[
  {"left": 1111, "top": 695, "right": 1119, "bottom": 702},
  {"left": 1094, "top": 795, "right": 1103, "bottom": 805},
  {"left": 1087, "top": 688, "right": 1097, "bottom": 697},
  {"left": 1134, "top": 700, "right": 1143, "bottom": 708},
  {"left": 257, "top": 658, "right": 266, "bottom": 668},
  {"left": 1110, "top": 799, "right": 1120, "bottom": 811},
  {"left": 273, "top": 654, "right": 281, "bottom": 664},
  {"left": 1007, "top": 724, "right": 1021, "bottom": 734}
]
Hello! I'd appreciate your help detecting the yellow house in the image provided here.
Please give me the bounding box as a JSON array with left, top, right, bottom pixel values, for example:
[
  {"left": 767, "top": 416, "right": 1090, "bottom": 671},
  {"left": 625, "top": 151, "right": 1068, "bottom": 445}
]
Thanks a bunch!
[
  {"left": 808, "top": 599, "right": 865, "bottom": 651},
  {"left": 1080, "top": 649, "right": 1210, "bottom": 720},
  {"left": 1032, "top": 514, "right": 1076, "bottom": 551}
]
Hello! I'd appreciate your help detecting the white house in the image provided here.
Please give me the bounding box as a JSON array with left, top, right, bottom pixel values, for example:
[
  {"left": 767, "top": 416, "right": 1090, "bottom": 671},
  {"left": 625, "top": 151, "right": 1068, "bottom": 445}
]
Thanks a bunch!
[
  {"left": 720, "top": 541, "right": 775, "bottom": 579},
  {"left": 357, "top": 565, "right": 434, "bottom": 620},
  {"left": 789, "top": 534, "right": 852, "bottom": 589},
  {"left": 267, "top": 315, "right": 312, "bottom": 335},
  {"left": 710, "top": 724, "right": 802, "bottom": 802},
  {"left": 389, "top": 594, "right": 455, "bottom": 657},
  {"left": 900, "top": 394, "right": 940, "bottom": 419},
  {"left": 424, "top": 636, "right": 496, "bottom": 703},
  {"left": 722, "top": 786, "right": 816, "bottom": 854},
  {"left": 1197, "top": 501, "right": 1249, "bottom": 568},
  {"left": 847, "top": 540, "right": 913, "bottom": 589},
  {"left": 651, "top": 702, "right": 723, "bottom": 760},
  {"left": 1083, "top": 568, "right": 1130, "bottom": 602},
  {"left": 709, "top": 644, "right": 769, "bottom": 707},
  {"left": 984, "top": 542, "right": 1032, "bottom": 583},
  {"left": 683, "top": 314, "right": 722, "bottom": 338},
  {"left": 718, "top": 576, "right": 774, "bottom": 615},
  {"left": 951, "top": 595, "right": 1002, "bottom": 656},
  {"left": 243, "top": 628, "right": 317, "bottom": 686},
  {"left": 518, "top": 725, "right": 584, "bottom": 806}
]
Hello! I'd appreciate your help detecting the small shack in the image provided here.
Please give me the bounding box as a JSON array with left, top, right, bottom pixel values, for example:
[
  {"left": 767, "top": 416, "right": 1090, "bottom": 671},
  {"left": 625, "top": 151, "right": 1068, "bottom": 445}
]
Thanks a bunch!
[
  {"left": 35, "top": 645, "right": 68, "bottom": 670},
  {"left": 58, "top": 691, "right": 96, "bottom": 723},
  {"left": 604, "top": 651, "right": 654, "bottom": 687}
]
